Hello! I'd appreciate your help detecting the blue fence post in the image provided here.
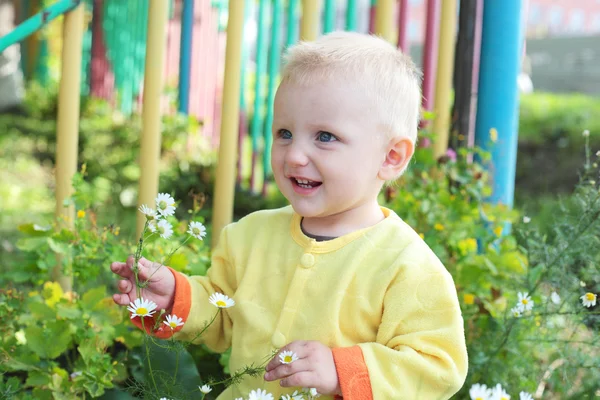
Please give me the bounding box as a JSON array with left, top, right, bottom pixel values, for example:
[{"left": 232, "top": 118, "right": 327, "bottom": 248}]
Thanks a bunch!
[
  {"left": 178, "top": 0, "right": 195, "bottom": 114},
  {"left": 474, "top": 0, "right": 523, "bottom": 208}
]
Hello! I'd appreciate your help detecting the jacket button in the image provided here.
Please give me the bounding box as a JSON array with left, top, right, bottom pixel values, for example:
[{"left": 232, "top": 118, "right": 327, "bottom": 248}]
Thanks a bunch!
[{"left": 300, "top": 253, "right": 315, "bottom": 268}]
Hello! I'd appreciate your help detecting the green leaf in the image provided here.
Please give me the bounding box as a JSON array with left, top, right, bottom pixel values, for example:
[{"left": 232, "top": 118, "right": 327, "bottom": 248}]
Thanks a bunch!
[
  {"left": 25, "top": 371, "right": 50, "bottom": 387},
  {"left": 16, "top": 237, "right": 47, "bottom": 252},
  {"left": 47, "top": 238, "right": 69, "bottom": 254},
  {"left": 25, "top": 321, "right": 72, "bottom": 359},
  {"left": 18, "top": 223, "right": 52, "bottom": 237},
  {"left": 27, "top": 301, "right": 56, "bottom": 319},
  {"left": 80, "top": 286, "right": 107, "bottom": 311},
  {"left": 78, "top": 338, "right": 98, "bottom": 365},
  {"left": 56, "top": 303, "right": 82, "bottom": 320}
]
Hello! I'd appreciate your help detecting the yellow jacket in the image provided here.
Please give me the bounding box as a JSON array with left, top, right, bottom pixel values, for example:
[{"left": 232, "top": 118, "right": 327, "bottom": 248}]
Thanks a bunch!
[{"left": 142, "top": 206, "right": 468, "bottom": 399}]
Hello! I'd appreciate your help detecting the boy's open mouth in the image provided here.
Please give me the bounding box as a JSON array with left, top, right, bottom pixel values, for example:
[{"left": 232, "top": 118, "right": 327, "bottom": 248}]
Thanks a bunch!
[{"left": 291, "top": 177, "right": 322, "bottom": 189}]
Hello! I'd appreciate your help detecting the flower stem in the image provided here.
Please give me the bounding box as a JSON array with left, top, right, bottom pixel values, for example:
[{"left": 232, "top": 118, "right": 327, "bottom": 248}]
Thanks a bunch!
[{"left": 140, "top": 317, "right": 159, "bottom": 394}]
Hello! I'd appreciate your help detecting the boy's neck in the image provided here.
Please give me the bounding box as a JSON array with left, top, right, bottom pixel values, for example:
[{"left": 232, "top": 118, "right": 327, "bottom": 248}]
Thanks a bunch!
[{"left": 300, "top": 201, "right": 385, "bottom": 238}]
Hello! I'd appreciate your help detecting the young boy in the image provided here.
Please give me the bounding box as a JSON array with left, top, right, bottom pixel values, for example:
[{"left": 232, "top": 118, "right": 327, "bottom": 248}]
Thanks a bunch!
[{"left": 111, "top": 31, "right": 468, "bottom": 399}]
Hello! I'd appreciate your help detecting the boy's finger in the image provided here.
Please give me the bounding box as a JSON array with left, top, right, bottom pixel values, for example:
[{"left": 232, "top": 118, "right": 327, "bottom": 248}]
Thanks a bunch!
[
  {"left": 264, "top": 358, "right": 310, "bottom": 382},
  {"left": 117, "top": 279, "right": 132, "bottom": 294},
  {"left": 112, "top": 293, "right": 131, "bottom": 306},
  {"left": 110, "top": 261, "right": 134, "bottom": 279},
  {"left": 265, "top": 341, "right": 306, "bottom": 372}
]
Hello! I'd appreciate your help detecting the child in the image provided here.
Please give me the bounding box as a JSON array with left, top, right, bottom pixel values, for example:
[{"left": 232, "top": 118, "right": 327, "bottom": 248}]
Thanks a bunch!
[{"left": 111, "top": 31, "right": 468, "bottom": 399}]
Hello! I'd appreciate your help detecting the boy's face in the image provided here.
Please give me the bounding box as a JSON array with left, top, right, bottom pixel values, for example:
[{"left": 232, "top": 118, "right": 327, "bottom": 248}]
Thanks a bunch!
[{"left": 271, "top": 79, "right": 389, "bottom": 220}]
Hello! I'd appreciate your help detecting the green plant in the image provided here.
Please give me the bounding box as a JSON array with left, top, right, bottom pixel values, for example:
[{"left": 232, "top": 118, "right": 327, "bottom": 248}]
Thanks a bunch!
[{"left": 388, "top": 140, "right": 599, "bottom": 399}]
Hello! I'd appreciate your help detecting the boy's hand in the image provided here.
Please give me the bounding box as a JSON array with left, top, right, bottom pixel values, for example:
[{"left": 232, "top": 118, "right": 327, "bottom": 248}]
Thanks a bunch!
[
  {"left": 111, "top": 255, "right": 176, "bottom": 313},
  {"left": 264, "top": 340, "right": 341, "bottom": 396}
]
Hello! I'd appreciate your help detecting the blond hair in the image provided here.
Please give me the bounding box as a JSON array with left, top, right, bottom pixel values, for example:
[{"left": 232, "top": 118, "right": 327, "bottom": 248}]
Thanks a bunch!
[{"left": 281, "top": 31, "right": 422, "bottom": 143}]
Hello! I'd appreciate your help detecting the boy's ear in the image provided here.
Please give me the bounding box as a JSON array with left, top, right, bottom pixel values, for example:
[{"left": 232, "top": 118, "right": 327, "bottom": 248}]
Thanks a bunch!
[{"left": 378, "top": 137, "right": 414, "bottom": 181}]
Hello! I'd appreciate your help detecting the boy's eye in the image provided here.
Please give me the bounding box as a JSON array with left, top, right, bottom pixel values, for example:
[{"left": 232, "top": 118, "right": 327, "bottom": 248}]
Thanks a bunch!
[
  {"left": 277, "top": 129, "right": 292, "bottom": 139},
  {"left": 317, "top": 131, "right": 337, "bottom": 142}
]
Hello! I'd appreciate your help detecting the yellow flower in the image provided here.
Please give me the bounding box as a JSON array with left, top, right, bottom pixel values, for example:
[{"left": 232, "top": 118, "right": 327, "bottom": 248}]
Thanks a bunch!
[
  {"left": 434, "top": 223, "right": 445, "bottom": 231},
  {"left": 463, "top": 293, "right": 475, "bottom": 305},
  {"left": 493, "top": 226, "right": 503, "bottom": 237},
  {"left": 489, "top": 128, "right": 498, "bottom": 142},
  {"left": 77, "top": 210, "right": 86, "bottom": 219},
  {"left": 458, "top": 238, "right": 478, "bottom": 255},
  {"left": 42, "top": 281, "right": 64, "bottom": 307}
]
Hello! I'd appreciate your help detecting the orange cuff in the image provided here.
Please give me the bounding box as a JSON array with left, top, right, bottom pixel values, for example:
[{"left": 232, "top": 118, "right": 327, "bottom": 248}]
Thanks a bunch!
[
  {"left": 130, "top": 268, "right": 192, "bottom": 339},
  {"left": 332, "top": 346, "right": 373, "bottom": 400}
]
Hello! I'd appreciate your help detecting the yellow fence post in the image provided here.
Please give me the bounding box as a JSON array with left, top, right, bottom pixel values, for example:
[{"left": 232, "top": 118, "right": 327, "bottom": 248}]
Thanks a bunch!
[
  {"left": 432, "top": 0, "right": 457, "bottom": 159},
  {"left": 300, "top": 0, "right": 319, "bottom": 41},
  {"left": 136, "top": 0, "right": 169, "bottom": 238},
  {"left": 211, "top": 0, "right": 246, "bottom": 248},
  {"left": 54, "top": 3, "right": 85, "bottom": 292},
  {"left": 374, "top": 0, "right": 395, "bottom": 44}
]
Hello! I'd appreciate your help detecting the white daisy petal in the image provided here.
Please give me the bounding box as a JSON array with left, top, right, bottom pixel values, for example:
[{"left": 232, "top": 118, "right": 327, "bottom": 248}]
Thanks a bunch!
[
  {"left": 164, "top": 314, "right": 184, "bottom": 329},
  {"left": 209, "top": 292, "right": 235, "bottom": 308},
  {"left": 519, "top": 392, "right": 533, "bottom": 400},
  {"left": 469, "top": 383, "right": 492, "bottom": 400},
  {"left": 491, "top": 383, "right": 510, "bottom": 400},
  {"left": 156, "top": 219, "right": 173, "bottom": 239},
  {"left": 139, "top": 204, "right": 157, "bottom": 221},
  {"left": 188, "top": 221, "right": 207, "bottom": 240},
  {"left": 511, "top": 306, "right": 522, "bottom": 318},
  {"left": 550, "top": 291, "right": 561, "bottom": 305},
  {"left": 155, "top": 193, "right": 176, "bottom": 217},
  {"left": 248, "top": 388, "right": 274, "bottom": 400},
  {"left": 279, "top": 350, "right": 299, "bottom": 364},
  {"left": 199, "top": 384, "right": 212, "bottom": 394},
  {"left": 127, "top": 298, "right": 157, "bottom": 319},
  {"left": 517, "top": 292, "right": 534, "bottom": 312},
  {"left": 580, "top": 292, "right": 597, "bottom": 308}
]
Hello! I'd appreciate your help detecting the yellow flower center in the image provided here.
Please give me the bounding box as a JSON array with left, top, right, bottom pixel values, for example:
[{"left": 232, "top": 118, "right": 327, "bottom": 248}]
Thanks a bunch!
[
  {"left": 585, "top": 293, "right": 595, "bottom": 301},
  {"left": 463, "top": 294, "right": 475, "bottom": 305},
  {"left": 521, "top": 299, "right": 529, "bottom": 305},
  {"left": 216, "top": 300, "right": 226, "bottom": 307},
  {"left": 158, "top": 201, "right": 167, "bottom": 210},
  {"left": 475, "top": 397, "right": 483, "bottom": 400},
  {"left": 193, "top": 228, "right": 200, "bottom": 235},
  {"left": 284, "top": 355, "right": 293, "bottom": 363},
  {"left": 137, "top": 307, "right": 148, "bottom": 315},
  {"left": 169, "top": 321, "right": 177, "bottom": 328},
  {"left": 501, "top": 397, "right": 509, "bottom": 400}
]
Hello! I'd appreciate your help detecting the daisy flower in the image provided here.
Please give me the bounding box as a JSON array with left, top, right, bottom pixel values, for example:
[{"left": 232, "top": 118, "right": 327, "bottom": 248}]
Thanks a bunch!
[
  {"left": 522, "top": 216, "right": 531, "bottom": 224},
  {"left": 188, "top": 221, "right": 207, "bottom": 240},
  {"left": 510, "top": 306, "right": 522, "bottom": 318},
  {"left": 580, "top": 292, "right": 597, "bottom": 308},
  {"left": 550, "top": 291, "right": 561, "bottom": 305},
  {"left": 139, "top": 204, "right": 157, "bottom": 221},
  {"left": 199, "top": 384, "right": 212, "bottom": 394},
  {"left": 303, "top": 388, "right": 320, "bottom": 398},
  {"left": 148, "top": 219, "right": 158, "bottom": 233},
  {"left": 156, "top": 193, "right": 176, "bottom": 217},
  {"left": 127, "top": 298, "right": 157, "bottom": 319},
  {"left": 209, "top": 292, "right": 235, "bottom": 308},
  {"left": 156, "top": 219, "right": 173, "bottom": 239},
  {"left": 248, "top": 388, "right": 274, "bottom": 400},
  {"left": 469, "top": 383, "right": 492, "bottom": 400},
  {"left": 517, "top": 292, "right": 534, "bottom": 312},
  {"left": 279, "top": 350, "right": 299, "bottom": 364},
  {"left": 491, "top": 383, "right": 510, "bottom": 400},
  {"left": 519, "top": 392, "right": 533, "bottom": 400},
  {"left": 281, "top": 391, "right": 304, "bottom": 400},
  {"left": 164, "top": 314, "right": 184, "bottom": 330}
]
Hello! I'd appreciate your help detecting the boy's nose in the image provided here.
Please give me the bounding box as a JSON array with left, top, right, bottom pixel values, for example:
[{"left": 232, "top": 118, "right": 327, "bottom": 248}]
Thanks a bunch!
[{"left": 285, "top": 145, "right": 310, "bottom": 167}]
